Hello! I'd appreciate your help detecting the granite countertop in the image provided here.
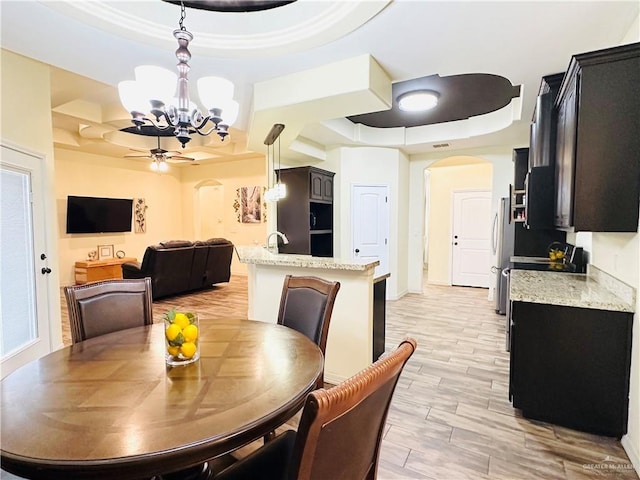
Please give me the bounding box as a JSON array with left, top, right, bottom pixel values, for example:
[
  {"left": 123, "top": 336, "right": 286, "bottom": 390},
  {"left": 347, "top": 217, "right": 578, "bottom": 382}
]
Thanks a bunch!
[
  {"left": 235, "top": 246, "right": 379, "bottom": 272},
  {"left": 510, "top": 267, "right": 635, "bottom": 313}
]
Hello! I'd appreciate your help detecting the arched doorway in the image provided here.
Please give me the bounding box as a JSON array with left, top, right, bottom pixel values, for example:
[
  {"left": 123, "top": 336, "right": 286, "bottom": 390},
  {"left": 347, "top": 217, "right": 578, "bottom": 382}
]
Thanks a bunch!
[
  {"left": 194, "top": 179, "right": 224, "bottom": 240},
  {"left": 424, "top": 156, "right": 493, "bottom": 287}
]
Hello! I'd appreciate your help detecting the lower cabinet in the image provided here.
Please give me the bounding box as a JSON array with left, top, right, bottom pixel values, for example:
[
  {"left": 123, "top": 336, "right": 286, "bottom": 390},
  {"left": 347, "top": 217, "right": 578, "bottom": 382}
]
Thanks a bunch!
[{"left": 509, "top": 301, "right": 633, "bottom": 437}]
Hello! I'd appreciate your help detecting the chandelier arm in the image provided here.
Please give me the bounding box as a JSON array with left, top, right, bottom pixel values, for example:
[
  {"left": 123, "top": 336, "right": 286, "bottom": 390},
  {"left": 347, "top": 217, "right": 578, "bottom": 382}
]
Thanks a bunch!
[
  {"left": 141, "top": 116, "right": 176, "bottom": 131},
  {"left": 190, "top": 115, "right": 213, "bottom": 131},
  {"left": 193, "top": 124, "right": 221, "bottom": 136}
]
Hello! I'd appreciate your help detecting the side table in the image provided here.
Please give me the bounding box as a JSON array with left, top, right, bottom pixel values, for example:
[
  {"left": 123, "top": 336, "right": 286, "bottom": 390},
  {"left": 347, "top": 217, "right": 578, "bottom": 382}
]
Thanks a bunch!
[{"left": 74, "top": 257, "right": 137, "bottom": 285}]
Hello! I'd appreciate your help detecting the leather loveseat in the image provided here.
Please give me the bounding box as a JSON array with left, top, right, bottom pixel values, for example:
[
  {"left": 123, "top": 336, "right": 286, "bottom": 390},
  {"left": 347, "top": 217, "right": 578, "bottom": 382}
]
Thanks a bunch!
[{"left": 121, "top": 238, "right": 234, "bottom": 299}]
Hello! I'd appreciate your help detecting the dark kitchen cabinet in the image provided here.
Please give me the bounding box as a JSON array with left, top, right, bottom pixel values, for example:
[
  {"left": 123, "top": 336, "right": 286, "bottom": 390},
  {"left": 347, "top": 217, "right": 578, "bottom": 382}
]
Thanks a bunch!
[
  {"left": 310, "top": 170, "right": 334, "bottom": 202},
  {"left": 554, "top": 42, "right": 640, "bottom": 232},
  {"left": 529, "top": 73, "right": 563, "bottom": 169},
  {"left": 510, "top": 148, "right": 527, "bottom": 224},
  {"left": 511, "top": 148, "right": 565, "bottom": 251},
  {"left": 276, "top": 166, "right": 334, "bottom": 257},
  {"left": 509, "top": 301, "right": 633, "bottom": 437},
  {"left": 554, "top": 73, "right": 577, "bottom": 228}
]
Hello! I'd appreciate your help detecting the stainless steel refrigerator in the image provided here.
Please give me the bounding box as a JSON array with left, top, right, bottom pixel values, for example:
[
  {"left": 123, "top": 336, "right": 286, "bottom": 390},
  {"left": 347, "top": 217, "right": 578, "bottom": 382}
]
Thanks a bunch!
[
  {"left": 493, "top": 197, "right": 567, "bottom": 314},
  {"left": 494, "top": 198, "right": 514, "bottom": 314}
]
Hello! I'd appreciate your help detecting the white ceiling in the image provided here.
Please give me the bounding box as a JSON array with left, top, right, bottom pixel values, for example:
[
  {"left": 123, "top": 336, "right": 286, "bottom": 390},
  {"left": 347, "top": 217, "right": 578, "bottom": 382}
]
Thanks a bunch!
[{"left": 1, "top": 0, "right": 638, "bottom": 166}]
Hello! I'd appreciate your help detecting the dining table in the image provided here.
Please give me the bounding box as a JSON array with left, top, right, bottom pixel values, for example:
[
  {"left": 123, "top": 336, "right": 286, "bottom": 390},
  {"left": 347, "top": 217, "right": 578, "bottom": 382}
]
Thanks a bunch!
[{"left": 0, "top": 318, "right": 323, "bottom": 480}]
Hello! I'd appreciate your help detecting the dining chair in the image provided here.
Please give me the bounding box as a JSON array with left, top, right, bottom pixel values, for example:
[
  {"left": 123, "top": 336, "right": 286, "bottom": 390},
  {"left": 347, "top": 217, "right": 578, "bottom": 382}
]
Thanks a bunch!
[
  {"left": 214, "top": 338, "right": 417, "bottom": 480},
  {"left": 261, "top": 275, "right": 340, "bottom": 443},
  {"left": 277, "top": 275, "right": 341, "bottom": 369},
  {"left": 64, "top": 278, "right": 154, "bottom": 344}
]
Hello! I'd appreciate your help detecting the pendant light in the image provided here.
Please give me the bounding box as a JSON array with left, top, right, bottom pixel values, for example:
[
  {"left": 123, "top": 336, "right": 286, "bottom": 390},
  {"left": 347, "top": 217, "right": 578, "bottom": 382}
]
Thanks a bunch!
[{"left": 264, "top": 124, "right": 286, "bottom": 202}]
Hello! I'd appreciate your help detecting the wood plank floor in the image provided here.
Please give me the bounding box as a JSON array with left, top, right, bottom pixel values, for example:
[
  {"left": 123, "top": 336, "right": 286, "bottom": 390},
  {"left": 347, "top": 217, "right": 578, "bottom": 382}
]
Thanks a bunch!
[{"left": 56, "top": 275, "right": 638, "bottom": 479}]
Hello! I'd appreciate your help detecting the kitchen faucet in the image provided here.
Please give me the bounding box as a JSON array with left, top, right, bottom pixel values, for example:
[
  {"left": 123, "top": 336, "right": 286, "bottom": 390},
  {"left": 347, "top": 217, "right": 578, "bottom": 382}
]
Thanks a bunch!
[{"left": 266, "top": 231, "right": 289, "bottom": 252}]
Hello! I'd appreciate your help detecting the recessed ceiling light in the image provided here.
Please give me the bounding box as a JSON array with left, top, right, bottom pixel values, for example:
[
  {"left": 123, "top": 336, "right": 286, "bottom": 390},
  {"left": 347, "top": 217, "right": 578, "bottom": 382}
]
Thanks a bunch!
[{"left": 397, "top": 90, "right": 439, "bottom": 112}]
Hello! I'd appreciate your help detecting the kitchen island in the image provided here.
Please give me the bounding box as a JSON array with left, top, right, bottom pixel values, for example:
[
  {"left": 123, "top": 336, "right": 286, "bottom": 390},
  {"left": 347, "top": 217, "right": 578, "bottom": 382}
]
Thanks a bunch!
[
  {"left": 509, "top": 266, "right": 635, "bottom": 437},
  {"left": 235, "top": 246, "right": 386, "bottom": 384}
]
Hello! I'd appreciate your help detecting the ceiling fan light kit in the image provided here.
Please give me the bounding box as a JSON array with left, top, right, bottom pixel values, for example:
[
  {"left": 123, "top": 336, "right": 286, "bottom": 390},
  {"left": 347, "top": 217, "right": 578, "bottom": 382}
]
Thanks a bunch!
[
  {"left": 125, "top": 136, "right": 194, "bottom": 172},
  {"left": 118, "top": 2, "right": 239, "bottom": 147},
  {"left": 150, "top": 159, "right": 169, "bottom": 172},
  {"left": 397, "top": 90, "right": 440, "bottom": 112}
]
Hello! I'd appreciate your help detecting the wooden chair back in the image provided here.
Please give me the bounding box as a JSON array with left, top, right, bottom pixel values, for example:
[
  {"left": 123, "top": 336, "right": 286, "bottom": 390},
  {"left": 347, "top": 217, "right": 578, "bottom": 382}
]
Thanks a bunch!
[
  {"left": 64, "top": 278, "right": 153, "bottom": 344},
  {"left": 292, "top": 338, "right": 417, "bottom": 480},
  {"left": 277, "top": 275, "right": 340, "bottom": 355}
]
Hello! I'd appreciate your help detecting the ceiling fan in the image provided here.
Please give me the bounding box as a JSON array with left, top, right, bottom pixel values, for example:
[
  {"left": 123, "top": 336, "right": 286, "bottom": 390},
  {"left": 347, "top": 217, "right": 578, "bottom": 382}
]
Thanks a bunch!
[{"left": 124, "top": 136, "right": 194, "bottom": 171}]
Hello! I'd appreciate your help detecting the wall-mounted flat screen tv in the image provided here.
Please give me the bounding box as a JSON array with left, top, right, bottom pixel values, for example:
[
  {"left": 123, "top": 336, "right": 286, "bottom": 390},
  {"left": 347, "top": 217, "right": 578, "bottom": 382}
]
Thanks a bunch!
[{"left": 66, "top": 196, "right": 133, "bottom": 234}]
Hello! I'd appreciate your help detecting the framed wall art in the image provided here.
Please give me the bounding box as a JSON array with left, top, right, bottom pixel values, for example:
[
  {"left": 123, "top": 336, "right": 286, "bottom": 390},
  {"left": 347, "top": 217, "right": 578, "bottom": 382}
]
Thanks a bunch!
[
  {"left": 234, "top": 186, "right": 263, "bottom": 223},
  {"left": 98, "top": 244, "right": 114, "bottom": 260},
  {"left": 134, "top": 198, "right": 147, "bottom": 233}
]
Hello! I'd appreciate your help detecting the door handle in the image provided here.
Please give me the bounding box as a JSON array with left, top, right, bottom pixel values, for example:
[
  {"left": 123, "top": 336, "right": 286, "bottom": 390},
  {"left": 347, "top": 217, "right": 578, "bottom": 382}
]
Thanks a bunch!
[
  {"left": 491, "top": 212, "right": 498, "bottom": 254},
  {"left": 41, "top": 267, "right": 52, "bottom": 275},
  {"left": 354, "top": 248, "right": 360, "bottom": 255}
]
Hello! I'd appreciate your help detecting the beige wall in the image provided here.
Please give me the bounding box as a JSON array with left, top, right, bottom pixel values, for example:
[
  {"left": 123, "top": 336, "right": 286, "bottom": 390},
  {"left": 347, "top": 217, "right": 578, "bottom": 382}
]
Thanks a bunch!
[
  {"left": 426, "top": 161, "right": 493, "bottom": 285},
  {"left": 1, "top": 50, "right": 63, "bottom": 348},
  {"left": 55, "top": 149, "right": 184, "bottom": 285},
  {"left": 326, "top": 146, "right": 409, "bottom": 300},
  {"left": 407, "top": 147, "right": 513, "bottom": 293},
  {"left": 179, "top": 157, "right": 267, "bottom": 276},
  {"left": 55, "top": 150, "right": 267, "bottom": 284}
]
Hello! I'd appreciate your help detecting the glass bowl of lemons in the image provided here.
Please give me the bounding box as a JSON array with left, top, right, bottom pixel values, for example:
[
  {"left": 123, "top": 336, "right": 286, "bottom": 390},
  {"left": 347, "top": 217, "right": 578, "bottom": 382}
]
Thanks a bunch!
[{"left": 164, "top": 309, "right": 199, "bottom": 366}]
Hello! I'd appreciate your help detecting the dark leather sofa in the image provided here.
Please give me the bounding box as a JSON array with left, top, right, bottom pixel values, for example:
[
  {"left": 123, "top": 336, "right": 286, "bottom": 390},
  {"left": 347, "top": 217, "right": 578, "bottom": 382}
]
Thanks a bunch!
[{"left": 121, "top": 238, "right": 234, "bottom": 299}]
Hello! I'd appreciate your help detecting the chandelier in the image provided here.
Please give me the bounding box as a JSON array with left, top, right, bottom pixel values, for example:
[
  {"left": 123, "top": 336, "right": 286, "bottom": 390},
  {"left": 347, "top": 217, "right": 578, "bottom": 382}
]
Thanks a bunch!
[{"left": 118, "top": 2, "right": 238, "bottom": 147}]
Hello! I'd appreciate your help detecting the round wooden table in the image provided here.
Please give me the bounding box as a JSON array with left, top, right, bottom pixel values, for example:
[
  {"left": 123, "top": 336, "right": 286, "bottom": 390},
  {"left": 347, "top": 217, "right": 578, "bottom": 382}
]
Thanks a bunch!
[{"left": 1, "top": 318, "right": 323, "bottom": 480}]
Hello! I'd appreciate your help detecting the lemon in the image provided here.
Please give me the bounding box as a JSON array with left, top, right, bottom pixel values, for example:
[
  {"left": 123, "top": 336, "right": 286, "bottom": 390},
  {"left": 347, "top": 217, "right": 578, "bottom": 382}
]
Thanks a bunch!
[
  {"left": 180, "top": 342, "right": 197, "bottom": 359},
  {"left": 182, "top": 324, "right": 199, "bottom": 342},
  {"left": 167, "top": 345, "right": 180, "bottom": 357},
  {"left": 166, "top": 323, "right": 182, "bottom": 342},
  {"left": 173, "top": 313, "right": 191, "bottom": 330}
]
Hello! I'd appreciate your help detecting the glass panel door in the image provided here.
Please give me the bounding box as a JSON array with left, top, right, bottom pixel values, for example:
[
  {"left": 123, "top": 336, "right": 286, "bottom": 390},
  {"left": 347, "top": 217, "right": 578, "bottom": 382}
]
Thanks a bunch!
[{"left": 1, "top": 144, "right": 51, "bottom": 377}]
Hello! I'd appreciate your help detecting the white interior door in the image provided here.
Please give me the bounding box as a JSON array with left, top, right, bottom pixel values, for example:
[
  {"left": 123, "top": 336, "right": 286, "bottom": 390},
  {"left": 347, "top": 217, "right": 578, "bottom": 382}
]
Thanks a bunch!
[
  {"left": 198, "top": 184, "right": 224, "bottom": 239},
  {"left": 352, "top": 185, "right": 389, "bottom": 277},
  {"left": 1, "top": 144, "right": 52, "bottom": 378},
  {"left": 451, "top": 190, "right": 492, "bottom": 288}
]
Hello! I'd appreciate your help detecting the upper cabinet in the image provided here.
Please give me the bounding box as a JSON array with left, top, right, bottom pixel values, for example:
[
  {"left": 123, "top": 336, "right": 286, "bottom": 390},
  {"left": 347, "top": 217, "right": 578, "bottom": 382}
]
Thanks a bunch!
[
  {"left": 310, "top": 170, "right": 334, "bottom": 202},
  {"left": 553, "top": 43, "right": 640, "bottom": 232},
  {"left": 529, "top": 73, "right": 563, "bottom": 169}
]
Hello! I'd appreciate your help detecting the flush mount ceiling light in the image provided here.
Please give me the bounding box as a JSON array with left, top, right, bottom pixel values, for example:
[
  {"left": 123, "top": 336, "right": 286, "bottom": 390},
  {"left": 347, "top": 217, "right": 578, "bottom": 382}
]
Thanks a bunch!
[
  {"left": 397, "top": 90, "right": 440, "bottom": 112},
  {"left": 118, "top": 2, "right": 239, "bottom": 147}
]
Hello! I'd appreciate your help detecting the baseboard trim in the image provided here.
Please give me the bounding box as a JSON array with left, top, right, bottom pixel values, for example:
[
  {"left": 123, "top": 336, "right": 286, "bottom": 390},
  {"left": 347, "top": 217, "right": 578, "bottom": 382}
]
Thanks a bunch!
[{"left": 621, "top": 435, "right": 640, "bottom": 476}]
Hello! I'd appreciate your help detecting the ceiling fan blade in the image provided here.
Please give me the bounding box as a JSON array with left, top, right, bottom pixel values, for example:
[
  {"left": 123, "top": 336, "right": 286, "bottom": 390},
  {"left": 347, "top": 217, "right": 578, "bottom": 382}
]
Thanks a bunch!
[
  {"left": 166, "top": 156, "right": 195, "bottom": 163},
  {"left": 166, "top": 154, "right": 194, "bottom": 161},
  {"left": 124, "top": 153, "right": 152, "bottom": 159}
]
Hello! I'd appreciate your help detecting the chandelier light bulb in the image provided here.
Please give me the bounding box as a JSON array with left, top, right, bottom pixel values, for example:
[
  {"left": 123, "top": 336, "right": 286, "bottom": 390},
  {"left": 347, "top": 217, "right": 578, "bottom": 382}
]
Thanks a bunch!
[
  {"left": 219, "top": 99, "right": 240, "bottom": 127},
  {"left": 197, "top": 76, "right": 235, "bottom": 107},
  {"left": 135, "top": 66, "right": 177, "bottom": 105},
  {"left": 118, "top": 80, "right": 148, "bottom": 113}
]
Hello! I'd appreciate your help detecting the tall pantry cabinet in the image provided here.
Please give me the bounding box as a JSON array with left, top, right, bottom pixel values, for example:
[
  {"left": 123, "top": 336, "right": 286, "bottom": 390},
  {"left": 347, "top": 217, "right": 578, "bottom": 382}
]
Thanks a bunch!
[{"left": 276, "top": 166, "right": 335, "bottom": 257}]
